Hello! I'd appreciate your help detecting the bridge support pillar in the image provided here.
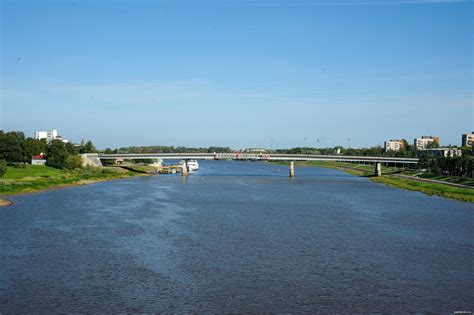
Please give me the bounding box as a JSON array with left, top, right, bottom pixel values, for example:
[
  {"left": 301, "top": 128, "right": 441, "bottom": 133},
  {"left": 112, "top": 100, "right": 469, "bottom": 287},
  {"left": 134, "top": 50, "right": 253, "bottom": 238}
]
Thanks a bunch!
[
  {"left": 289, "top": 161, "right": 295, "bottom": 177},
  {"left": 375, "top": 162, "right": 382, "bottom": 177},
  {"left": 181, "top": 161, "right": 188, "bottom": 176}
]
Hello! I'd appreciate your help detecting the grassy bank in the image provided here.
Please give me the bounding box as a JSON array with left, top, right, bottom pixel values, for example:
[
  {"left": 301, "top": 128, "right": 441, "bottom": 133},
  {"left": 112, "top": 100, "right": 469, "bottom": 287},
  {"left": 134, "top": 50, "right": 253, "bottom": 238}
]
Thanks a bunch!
[
  {"left": 401, "top": 172, "right": 474, "bottom": 187},
  {"left": 0, "top": 165, "right": 144, "bottom": 196},
  {"left": 275, "top": 160, "right": 474, "bottom": 203},
  {"left": 110, "top": 164, "right": 158, "bottom": 174},
  {"left": 371, "top": 176, "right": 474, "bottom": 203}
]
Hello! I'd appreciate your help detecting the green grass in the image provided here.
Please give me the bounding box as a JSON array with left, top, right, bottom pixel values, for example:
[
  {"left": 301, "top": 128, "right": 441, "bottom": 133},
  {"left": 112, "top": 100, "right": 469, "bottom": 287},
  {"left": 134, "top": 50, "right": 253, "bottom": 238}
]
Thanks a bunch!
[
  {"left": 0, "top": 165, "right": 142, "bottom": 196},
  {"left": 372, "top": 176, "right": 474, "bottom": 203},
  {"left": 416, "top": 174, "right": 474, "bottom": 187},
  {"left": 2, "top": 165, "right": 63, "bottom": 180},
  {"left": 273, "top": 160, "right": 474, "bottom": 203},
  {"left": 115, "top": 164, "right": 158, "bottom": 174}
]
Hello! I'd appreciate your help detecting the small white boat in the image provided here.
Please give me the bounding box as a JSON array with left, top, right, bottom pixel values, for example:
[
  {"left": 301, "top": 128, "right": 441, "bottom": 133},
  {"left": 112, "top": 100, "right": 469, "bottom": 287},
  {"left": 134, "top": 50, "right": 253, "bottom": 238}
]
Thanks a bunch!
[{"left": 186, "top": 160, "right": 199, "bottom": 171}]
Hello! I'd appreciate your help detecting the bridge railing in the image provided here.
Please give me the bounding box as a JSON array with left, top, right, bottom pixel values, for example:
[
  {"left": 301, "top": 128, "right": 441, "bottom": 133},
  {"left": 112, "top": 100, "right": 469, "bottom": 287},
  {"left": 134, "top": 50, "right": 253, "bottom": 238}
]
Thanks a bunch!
[{"left": 96, "top": 152, "right": 419, "bottom": 164}]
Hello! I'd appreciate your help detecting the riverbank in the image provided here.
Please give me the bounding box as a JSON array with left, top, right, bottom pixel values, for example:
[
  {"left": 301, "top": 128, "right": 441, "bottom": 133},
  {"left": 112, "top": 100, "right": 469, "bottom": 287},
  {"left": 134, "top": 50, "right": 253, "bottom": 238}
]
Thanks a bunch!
[
  {"left": 0, "top": 165, "right": 148, "bottom": 203},
  {"left": 274, "top": 161, "right": 474, "bottom": 203}
]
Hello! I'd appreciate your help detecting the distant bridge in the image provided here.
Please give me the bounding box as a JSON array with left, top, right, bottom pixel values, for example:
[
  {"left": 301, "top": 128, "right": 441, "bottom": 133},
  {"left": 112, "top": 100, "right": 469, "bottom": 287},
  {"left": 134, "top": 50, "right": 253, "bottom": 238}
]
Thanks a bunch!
[
  {"left": 82, "top": 153, "right": 418, "bottom": 177},
  {"left": 94, "top": 152, "right": 418, "bottom": 164}
]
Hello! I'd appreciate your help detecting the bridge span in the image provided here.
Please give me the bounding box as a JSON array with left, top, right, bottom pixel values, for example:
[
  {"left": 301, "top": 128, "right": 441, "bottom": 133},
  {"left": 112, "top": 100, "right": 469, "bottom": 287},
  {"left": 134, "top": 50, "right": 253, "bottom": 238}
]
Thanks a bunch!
[
  {"left": 95, "top": 152, "right": 418, "bottom": 164},
  {"left": 83, "top": 153, "right": 418, "bottom": 177}
]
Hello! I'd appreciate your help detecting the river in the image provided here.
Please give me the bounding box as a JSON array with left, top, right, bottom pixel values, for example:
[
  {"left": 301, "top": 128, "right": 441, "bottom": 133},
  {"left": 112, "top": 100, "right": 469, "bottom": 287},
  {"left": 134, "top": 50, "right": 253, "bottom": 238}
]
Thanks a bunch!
[{"left": 1, "top": 161, "right": 473, "bottom": 313}]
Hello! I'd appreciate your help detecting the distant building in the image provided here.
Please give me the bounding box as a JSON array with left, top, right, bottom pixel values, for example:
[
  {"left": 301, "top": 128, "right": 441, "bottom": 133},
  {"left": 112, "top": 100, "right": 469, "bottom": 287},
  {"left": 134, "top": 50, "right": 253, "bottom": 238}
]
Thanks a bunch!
[
  {"left": 384, "top": 139, "right": 406, "bottom": 152},
  {"left": 414, "top": 136, "right": 440, "bottom": 150},
  {"left": 31, "top": 154, "right": 47, "bottom": 165},
  {"left": 34, "top": 129, "right": 69, "bottom": 143},
  {"left": 418, "top": 148, "right": 462, "bottom": 158},
  {"left": 462, "top": 132, "right": 474, "bottom": 147},
  {"left": 34, "top": 131, "right": 48, "bottom": 140}
]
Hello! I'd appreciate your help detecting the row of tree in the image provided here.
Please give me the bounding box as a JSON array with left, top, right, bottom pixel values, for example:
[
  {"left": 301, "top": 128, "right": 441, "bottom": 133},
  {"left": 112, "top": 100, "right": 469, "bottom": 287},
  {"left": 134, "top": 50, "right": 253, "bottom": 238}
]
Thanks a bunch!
[
  {"left": 0, "top": 130, "right": 97, "bottom": 169},
  {"left": 274, "top": 145, "right": 473, "bottom": 158},
  {"left": 104, "top": 146, "right": 233, "bottom": 154},
  {"left": 419, "top": 155, "right": 474, "bottom": 178}
]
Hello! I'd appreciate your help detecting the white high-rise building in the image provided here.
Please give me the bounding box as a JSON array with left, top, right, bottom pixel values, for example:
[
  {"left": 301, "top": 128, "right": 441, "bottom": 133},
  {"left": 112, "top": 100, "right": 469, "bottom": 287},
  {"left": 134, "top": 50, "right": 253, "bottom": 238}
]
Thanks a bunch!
[
  {"left": 414, "top": 136, "right": 440, "bottom": 150},
  {"left": 47, "top": 129, "right": 58, "bottom": 140},
  {"left": 462, "top": 132, "right": 474, "bottom": 147},
  {"left": 384, "top": 140, "right": 401, "bottom": 151},
  {"left": 34, "top": 129, "right": 68, "bottom": 143},
  {"left": 384, "top": 140, "right": 403, "bottom": 152},
  {"left": 34, "top": 131, "right": 48, "bottom": 140}
]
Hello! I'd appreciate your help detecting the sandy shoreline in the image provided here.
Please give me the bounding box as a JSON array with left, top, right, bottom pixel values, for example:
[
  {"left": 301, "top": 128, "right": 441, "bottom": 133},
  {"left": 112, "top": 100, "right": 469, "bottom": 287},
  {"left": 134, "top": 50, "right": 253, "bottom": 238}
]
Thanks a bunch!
[{"left": 0, "top": 199, "right": 13, "bottom": 207}]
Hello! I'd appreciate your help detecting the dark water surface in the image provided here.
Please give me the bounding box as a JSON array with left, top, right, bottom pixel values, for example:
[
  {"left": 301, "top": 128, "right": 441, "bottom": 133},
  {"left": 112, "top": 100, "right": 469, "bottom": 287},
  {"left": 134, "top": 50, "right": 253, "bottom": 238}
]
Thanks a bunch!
[{"left": 1, "top": 161, "right": 473, "bottom": 313}]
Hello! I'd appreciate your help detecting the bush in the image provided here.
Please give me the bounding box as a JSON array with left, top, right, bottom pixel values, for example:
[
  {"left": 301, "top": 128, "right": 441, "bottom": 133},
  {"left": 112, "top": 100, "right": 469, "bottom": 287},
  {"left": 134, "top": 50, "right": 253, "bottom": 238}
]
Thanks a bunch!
[
  {"left": 65, "top": 155, "right": 83, "bottom": 170},
  {"left": 13, "top": 162, "right": 27, "bottom": 169},
  {"left": 101, "top": 168, "right": 116, "bottom": 174},
  {"left": 46, "top": 140, "right": 70, "bottom": 169},
  {"left": 0, "top": 159, "right": 6, "bottom": 177}
]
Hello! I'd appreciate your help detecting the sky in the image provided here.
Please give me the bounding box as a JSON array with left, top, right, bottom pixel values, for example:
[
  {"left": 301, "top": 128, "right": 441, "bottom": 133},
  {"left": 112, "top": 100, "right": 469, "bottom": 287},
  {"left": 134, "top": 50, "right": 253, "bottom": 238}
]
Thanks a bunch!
[{"left": 1, "top": 0, "right": 472, "bottom": 149}]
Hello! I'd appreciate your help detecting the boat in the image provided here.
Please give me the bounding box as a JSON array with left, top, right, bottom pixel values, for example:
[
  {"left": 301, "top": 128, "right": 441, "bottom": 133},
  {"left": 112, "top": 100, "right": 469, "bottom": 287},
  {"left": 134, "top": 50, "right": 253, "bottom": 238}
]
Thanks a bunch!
[{"left": 186, "top": 160, "right": 199, "bottom": 171}]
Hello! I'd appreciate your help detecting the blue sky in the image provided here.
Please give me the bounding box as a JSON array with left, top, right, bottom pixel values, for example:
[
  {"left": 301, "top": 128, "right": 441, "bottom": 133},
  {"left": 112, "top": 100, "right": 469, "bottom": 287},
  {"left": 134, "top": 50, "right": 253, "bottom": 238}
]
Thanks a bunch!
[{"left": 1, "top": 0, "right": 472, "bottom": 149}]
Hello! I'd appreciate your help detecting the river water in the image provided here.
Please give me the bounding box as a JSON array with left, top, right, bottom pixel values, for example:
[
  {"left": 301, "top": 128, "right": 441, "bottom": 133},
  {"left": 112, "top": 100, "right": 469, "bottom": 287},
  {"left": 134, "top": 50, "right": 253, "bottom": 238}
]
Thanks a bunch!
[{"left": 1, "top": 161, "right": 473, "bottom": 313}]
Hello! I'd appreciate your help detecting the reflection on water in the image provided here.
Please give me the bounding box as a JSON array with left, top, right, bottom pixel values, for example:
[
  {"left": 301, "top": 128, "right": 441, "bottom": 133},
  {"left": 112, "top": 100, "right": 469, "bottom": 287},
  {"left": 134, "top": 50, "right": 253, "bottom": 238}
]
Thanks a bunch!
[{"left": 1, "top": 161, "right": 473, "bottom": 312}]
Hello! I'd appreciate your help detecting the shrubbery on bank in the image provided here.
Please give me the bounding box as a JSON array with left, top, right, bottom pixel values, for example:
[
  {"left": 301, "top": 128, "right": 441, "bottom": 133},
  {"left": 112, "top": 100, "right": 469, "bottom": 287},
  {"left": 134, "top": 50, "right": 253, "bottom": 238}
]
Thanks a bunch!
[
  {"left": 0, "top": 164, "right": 140, "bottom": 195},
  {"left": 0, "top": 159, "right": 7, "bottom": 177},
  {"left": 0, "top": 130, "right": 97, "bottom": 170},
  {"left": 419, "top": 155, "right": 474, "bottom": 178}
]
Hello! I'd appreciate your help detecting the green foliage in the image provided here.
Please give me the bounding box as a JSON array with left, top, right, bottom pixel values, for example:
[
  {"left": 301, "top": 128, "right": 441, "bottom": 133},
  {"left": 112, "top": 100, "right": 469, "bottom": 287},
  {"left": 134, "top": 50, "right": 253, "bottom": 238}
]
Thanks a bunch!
[
  {"left": 0, "top": 130, "right": 47, "bottom": 164},
  {"left": 25, "top": 137, "right": 47, "bottom": 159},
  {"left": 46, "top": 140, "right": 70, "bottom": 169},
  {"left": 0, "top": 159, "right": 7, "bottom": 177},
  {"left": 134, "top": 159, "right": 154, "bottom": 164},
  {"left": 13, "top": 162, "right": 27, "bottom": 169},
  {"left": 372, "top": 176, "right": 474, "bottom": 203},
  {"left": 65, "top": 155, "right": 83, "bottom": 170},
  {"left": 80, "top": 140, "right": 97, "bottom": 153},
  {"left": 65, "top": 142, "right": 78, "bottom": 155},
  {"left": 101, "top": 159, "right": 116, "bottom": 166},
  {"left": 113, "top": 145, "right": 232, "bottom": 154},
  {"left": 0, "top": 131, "right": 27, "bottom": 163},
  {"left": 419, "top": 155, "right": 474, "bottom": 178},
  {"left": 0, "top": 165, "right": 139, "bottom": 195},
  {"left": 1, "top": 165, "right": 62, "bottom": 180},
  {"left": 460, "top": 146, "right": 473, "bottom": 156}
]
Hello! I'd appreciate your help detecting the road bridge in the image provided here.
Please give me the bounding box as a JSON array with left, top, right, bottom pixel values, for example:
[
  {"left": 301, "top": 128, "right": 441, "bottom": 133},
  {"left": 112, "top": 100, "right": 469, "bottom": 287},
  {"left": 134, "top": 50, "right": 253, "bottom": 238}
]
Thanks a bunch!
[{"left": 83, "top": 153, "right": 419, "bottom": 177}]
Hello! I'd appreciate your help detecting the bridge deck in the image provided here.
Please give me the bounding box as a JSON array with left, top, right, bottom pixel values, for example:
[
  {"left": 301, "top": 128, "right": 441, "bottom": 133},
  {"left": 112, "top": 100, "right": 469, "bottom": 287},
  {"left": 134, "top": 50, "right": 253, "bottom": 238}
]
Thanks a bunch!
[{"left": 91, "top": 153, "right": 419, "bottom": 164}]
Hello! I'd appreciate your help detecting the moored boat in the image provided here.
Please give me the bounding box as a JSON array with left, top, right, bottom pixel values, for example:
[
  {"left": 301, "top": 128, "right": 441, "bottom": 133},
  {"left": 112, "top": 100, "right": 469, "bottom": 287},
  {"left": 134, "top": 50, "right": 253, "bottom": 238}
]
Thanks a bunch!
[{"left": 186, "top": 160, "right": 199, "bottom": 171}]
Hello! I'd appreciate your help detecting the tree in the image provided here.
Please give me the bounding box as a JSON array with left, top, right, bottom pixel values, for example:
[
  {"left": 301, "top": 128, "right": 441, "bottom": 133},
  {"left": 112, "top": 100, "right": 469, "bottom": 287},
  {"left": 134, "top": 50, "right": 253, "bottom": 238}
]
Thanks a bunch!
[
  {"left": 46, "top": 140, "right": 70, "bottom": 169},
  {"left": 0, "top": 131, "right": 51, "bottom": 164},
  {"left": 80, "top": 140, "right": 97, "bottom": 153},
  {"left": 0, "top": 159, "right": 7, "bottom": 177},
  {"left": 65, "top": 155, "right": 83, "bottom": 170},
  {"left": 25, "top": 137, "right": 47, "bottom": 159},
  {"left": 0, "top": 131, "right": 27, "bottom": 164},
  {"left": 65, "top": 142, "right": 77, "bottom": 155},
  {"left": 460, "top": 146, "right": 473, "bottom": 156}
]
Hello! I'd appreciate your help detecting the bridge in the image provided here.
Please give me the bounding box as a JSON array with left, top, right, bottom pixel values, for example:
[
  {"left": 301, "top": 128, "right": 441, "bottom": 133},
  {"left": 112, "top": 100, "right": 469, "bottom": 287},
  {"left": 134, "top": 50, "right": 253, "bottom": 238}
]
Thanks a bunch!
[{"left": 82, "top": 153, "right": 419, "bottom": 177}]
